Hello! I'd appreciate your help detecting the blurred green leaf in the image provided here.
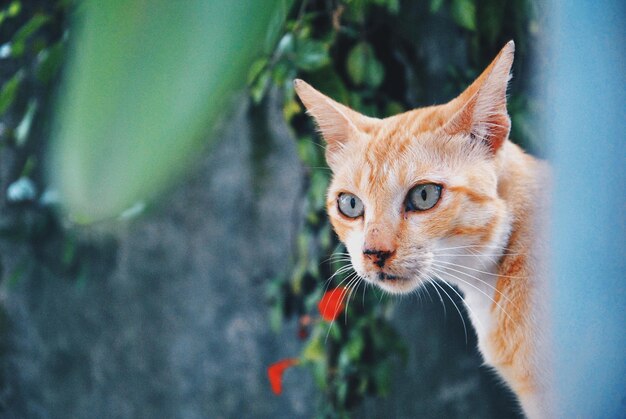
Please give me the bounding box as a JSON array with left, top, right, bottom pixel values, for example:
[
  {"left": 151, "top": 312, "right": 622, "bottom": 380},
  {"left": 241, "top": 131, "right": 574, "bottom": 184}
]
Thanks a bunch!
[
  {"left": 302, "top": 330, "right": 325, "bottom": 362},
  {"left": 282, "top": 97, "right": 301, "bottom": 122},
  {"left": 479, "top": 0, "right": 506, "bottom": 44},
  {"left": 8, "top": 1, "right": 21, "bottom": 17},
  {"left": 15, "top": 99, "right": 37, "bottom": 146},
  {"left": 384, "top": 100, "right": 404, "bottom": 117},
  {"left": 451, "top": 0, "right": 476, "bottom": 31},
  {"left": 345, "top": 333, "right": 364, "bottom": 360},
  {"left": 11, "top": 13, "right": 49, "bottom": 57},
  {"left": 247, "top": 57, "right": 268, "bottom": 85},
  {"left": 311, "top": 355, "right": 327, "bottom": 389},
  {"left": 309, "top": 170, "right": 329, "bottom": 210},
  {"left": 295, "top": 39, "right": 330, "bottom": 71},
  {"left": 372, "top": 360, "right": 392, "bottom": 396},
  {"left": 49, "top": 0, "right": 286, "bottom": 223},
  {"left": 346, "top": 42, "right": 385, "bottom": 88},
  {"left": 430, "top": 0, "right": 445, "bottom": 13},
  {"left": 36, "top": 41, "right": 65, "bottom": 83},
  {"left": 0, "top": 70, "right": 24, "bottom": 114},
  {"left": 250, "top": 70, "right": 271, "bottom": 104},
  {"left": 275, "top": 32, "right": 295, "bottom": 58}
]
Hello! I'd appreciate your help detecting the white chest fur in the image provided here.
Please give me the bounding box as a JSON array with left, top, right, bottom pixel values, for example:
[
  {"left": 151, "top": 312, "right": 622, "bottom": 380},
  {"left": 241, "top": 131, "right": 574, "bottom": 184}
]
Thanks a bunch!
[{"left": 436, "top": 256, "right": 500, "bottom": 364}]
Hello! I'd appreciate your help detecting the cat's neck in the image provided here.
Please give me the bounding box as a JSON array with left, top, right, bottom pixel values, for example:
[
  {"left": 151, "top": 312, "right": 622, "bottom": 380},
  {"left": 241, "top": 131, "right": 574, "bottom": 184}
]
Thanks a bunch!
[{"left": 443, "top": 139, "right": 542, "bottom": 336}]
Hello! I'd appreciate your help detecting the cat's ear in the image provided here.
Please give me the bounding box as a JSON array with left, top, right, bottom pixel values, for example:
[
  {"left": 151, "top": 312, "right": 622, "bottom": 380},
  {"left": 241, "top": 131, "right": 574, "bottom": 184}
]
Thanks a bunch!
[
  {"left": 294, "top": 79, "right": 377, "bottom": 168},
  {"left": 443, "top": 41, "right": 515, "bottom": 153}
]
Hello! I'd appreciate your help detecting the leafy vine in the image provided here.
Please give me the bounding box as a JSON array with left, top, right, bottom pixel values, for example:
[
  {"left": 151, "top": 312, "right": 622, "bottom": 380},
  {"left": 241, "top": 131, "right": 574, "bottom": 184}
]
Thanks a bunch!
[{"left": 252, "top": 0, "right": 540, "bottom": 416}]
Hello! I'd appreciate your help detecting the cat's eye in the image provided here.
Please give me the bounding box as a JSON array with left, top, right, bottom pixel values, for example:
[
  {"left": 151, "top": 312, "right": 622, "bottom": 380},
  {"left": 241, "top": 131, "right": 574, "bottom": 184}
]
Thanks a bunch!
[
  {"left": 337, "top": 193, "right": 364, "bottom": 218},
  {"left": 406, "top": 183, "right": 442, "bottom": 211}
]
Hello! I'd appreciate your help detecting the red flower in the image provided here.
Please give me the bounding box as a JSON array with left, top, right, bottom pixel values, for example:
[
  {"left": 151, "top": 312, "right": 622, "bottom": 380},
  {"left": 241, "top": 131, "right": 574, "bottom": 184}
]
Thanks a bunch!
[
  {"left": 317, "top": 287, "right": 348, "bottom": 322},
  {"left": 267, "top": 358, "right": 299, "bottom": 395}
]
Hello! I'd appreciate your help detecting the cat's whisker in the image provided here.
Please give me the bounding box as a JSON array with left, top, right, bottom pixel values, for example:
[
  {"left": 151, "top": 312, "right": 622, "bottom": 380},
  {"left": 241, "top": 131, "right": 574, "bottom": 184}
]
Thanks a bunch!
[
  {"left": 306, "top": 166, "right": 332, "bottom": 171},
  {"left": 431, "top": 262, "right": 517, "bottom": 307},
  {"left": 426, "top": 277, "right": 447, "bottom": 320},
  {"left": 436, "top": 276, "right": 486, "bottom": 341},
  {"left": 362, "top": 278, "right": 368, "bottom": 307},
  {"left": 323, "top": 265, "right": 356, "bottom": 299},
  {"left": 433, "top": 254, "right": 525, "bottom": 260},
  {"left": 323, "top": 265, "right": 354, "bottom": 289},
  {"left": 431, "top": 266, "right": 517, "bottom": 327},
  {"left": 324, "top": 253, "right": 351, "bottom": 264},
  {"left": 422, "top": 280, "right": 434, "bottom": 304},
  {"left": 325, "top": 272, "right": 358, "bottom": 342},
  {"left": 435, "top": 260, "right": 527, "bottom": 279},
  {"left": 412, "top": 283, "right": 424, "bottom": 304},
  {"left": 328, "top": 266, "right": 356, "bottom": 288},
  {"left": 430, "top": 279, "right": 468, "bottom": 343},
  {"left": 341, "top": 274, "right": 363, "bottom": 324},
  {"left": 468, "top": 247, "right": 492, "bottom": 269},
  {"left": 306, "top": 138, "right": 328, "bottom": 152},
  {"left": 344, "top": 275, "right": 363, "bottom": 323},
  {"left": 433, "top": 244, "right": 521, "bottom": 253}
]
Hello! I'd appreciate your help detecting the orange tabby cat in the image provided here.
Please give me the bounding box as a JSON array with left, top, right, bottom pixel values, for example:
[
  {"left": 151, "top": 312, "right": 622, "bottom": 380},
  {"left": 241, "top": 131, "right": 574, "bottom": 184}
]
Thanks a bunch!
[{"left": 295, "top": 41, "right": 551, "bottom": 418}]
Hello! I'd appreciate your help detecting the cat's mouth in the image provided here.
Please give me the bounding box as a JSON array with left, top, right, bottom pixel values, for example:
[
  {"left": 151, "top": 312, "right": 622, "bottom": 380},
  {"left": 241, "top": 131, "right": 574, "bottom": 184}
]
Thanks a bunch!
[
  {"left": 367, "top": 270, "right": 424, "bottom": 294},
  {"left": 377, "top": 272, "right": 404, "bottom": 281}
]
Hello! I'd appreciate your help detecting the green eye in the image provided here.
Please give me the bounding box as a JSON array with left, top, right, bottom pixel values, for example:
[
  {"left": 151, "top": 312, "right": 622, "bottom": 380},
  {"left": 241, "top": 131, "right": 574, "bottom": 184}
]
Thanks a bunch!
[
  {"left": 338, "top": 193, "right": 364, "bottom": 218},
  {"left": 407, "top": 183, "right": 442, "bottom": 211}
]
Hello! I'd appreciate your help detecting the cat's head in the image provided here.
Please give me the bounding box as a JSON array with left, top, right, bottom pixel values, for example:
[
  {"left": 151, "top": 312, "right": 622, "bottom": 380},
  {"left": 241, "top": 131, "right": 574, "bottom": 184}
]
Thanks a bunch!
[{"left": 295, "top": 41, "right": 515, "bottom": 294}]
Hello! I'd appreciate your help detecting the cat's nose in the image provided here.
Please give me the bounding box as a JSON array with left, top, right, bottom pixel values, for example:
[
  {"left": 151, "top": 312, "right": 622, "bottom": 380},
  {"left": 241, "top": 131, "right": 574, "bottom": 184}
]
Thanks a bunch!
[{"left": 363, "top": 248, "right": 395, "bottom": 268}]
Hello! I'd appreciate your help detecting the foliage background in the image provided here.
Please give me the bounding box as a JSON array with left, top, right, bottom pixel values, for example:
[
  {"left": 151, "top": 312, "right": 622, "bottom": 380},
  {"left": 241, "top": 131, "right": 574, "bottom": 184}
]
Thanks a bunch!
[
  {"left": 0, "top": 0, "right": 542, "bottom": 417},
  {"left": 256, "top": 0, "right": 542, "bottom": 416}
]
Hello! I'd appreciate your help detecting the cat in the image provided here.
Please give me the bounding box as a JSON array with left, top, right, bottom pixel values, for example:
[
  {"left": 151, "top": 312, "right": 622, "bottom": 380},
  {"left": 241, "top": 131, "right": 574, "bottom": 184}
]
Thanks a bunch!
[{"left": 294, "top": 41, "right": 551, "bottom": 418}]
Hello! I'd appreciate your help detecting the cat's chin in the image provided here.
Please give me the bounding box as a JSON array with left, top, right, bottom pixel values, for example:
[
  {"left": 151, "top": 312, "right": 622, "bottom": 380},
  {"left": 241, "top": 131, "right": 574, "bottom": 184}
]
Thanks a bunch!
[{"left": 371, "top": 276, "right": 423, "bottom": 295}]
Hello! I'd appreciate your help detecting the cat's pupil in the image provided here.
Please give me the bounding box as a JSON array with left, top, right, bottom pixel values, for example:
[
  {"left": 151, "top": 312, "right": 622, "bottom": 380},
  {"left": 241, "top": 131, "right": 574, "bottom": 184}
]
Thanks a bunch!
[
  {"left": 421, "top": 189, "right": 427, "bottom": 201},
  {"left": 350, "top": 197, "right": 356, "bottom": 208}
]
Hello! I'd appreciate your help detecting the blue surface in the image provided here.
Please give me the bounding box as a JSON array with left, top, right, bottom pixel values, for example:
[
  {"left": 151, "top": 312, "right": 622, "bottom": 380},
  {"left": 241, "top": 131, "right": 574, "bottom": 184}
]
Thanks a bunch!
[{"left": 548, "top": 1, "right": 626, "bottom": 416}]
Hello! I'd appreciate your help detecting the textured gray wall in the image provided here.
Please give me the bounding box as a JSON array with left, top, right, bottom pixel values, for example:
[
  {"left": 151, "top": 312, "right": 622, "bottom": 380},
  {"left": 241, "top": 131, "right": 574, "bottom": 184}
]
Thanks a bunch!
[
  {"left": 0, "top": 94, "right": 520, "bottom": 418},
  {"left": 0, "top": 95, "right": 313, "bottom": 418}
]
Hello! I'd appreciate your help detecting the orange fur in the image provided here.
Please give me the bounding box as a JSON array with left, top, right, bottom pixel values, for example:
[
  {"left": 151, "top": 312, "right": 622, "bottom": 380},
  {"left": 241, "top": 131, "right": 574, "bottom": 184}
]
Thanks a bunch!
[{"left": 295, "top": 41, "right": 551, "bottom": 418}]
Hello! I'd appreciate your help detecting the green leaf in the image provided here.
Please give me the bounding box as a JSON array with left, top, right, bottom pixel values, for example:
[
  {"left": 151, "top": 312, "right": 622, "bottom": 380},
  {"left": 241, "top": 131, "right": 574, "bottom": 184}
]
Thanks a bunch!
[
  {"left": 309, "top": 170, "right": 329, "bottom": 210},
  {"left": 36, "top": 41, "right": 65, "bottom": 83},
  {"left": 10, "top": 13, "right": 49, "bottom": 57},
  {"left": 311, "top": 357, "right": 327, "bottom": 389},
  {"left": 15, "top": 99, "right": 37, "bottom": 146},
  {"left": 372, "top": 361, "right": 392, "bottom": 397},
  {"left": 302, "top": 330, "right": 325, "bottom": 362},
  {"left": 384, "top": 100, "right": 404, "bottom": 117},
  {"left": 345, "top": 334, "right": 364, "bottom": 360},
  {"left": 295, "top": 39, "right": 330, "bottom": 71},
  {"left": 275, "top": 32, "right": 295, "bottom": 58},
  {"left": 282, "top": 98, "right": 301, "bottom": 122},
  {"left": 49, "top": 0, "right": 284, "bottom": 223},
  {"left": 250, "top": 70, "right": 270, "bottom": 104},
  {"left": 430, "top": 0, "right": 445, "bottom": 13},
  {"left": 346, "top": 42, "right": 385, "bottom": 88},
  {"left": 0, "top": 70, "right": 24, "bottom": 114},
  {"left": 7, "top": 1, "right": 21, "bottom": 17},
  {"left": 451, "top": 0, "right": 476, "bottom": 31},
  {"left": 247, "top": 57, "right": 268, "bottom": 85}
]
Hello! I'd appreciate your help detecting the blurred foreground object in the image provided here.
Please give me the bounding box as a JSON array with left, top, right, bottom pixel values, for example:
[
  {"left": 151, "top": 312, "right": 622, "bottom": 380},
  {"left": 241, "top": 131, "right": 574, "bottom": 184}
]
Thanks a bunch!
[
  {"left": 49, "top": 0, "right": 287, "bottom": 223},
  {"left": 548, "top": 0, "right": 625, "bottom": 415}
]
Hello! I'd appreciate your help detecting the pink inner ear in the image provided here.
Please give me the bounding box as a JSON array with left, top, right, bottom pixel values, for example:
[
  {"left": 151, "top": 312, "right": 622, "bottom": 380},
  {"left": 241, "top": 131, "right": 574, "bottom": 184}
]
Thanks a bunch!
[
  {"left": 442, "top": 42, "right": 514, "bottom": 153},
  {"left": 293, "top": 79, "right": 379, "bottom": 167},
  {"left": 481, "top": 111, "right": 511, "bottom": 152},
  {"left": 444, "top": 92, "right": 511, "bottom": 154}
]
